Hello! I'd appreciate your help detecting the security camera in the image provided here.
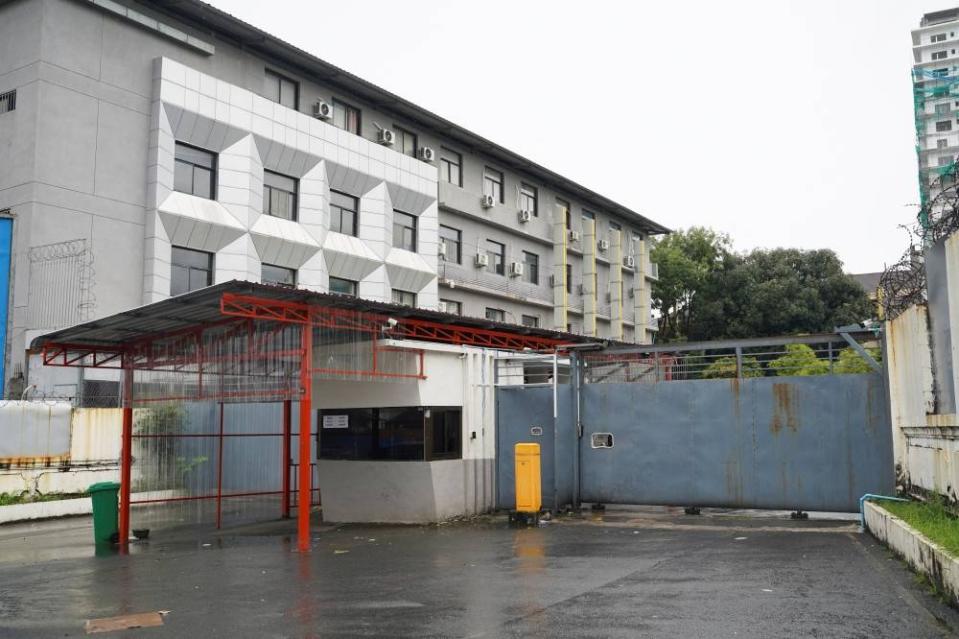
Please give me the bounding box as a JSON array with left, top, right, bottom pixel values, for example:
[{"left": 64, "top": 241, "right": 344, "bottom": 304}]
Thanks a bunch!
[{"left": 387, "top": 318, "right": 398, "bottom": 328}]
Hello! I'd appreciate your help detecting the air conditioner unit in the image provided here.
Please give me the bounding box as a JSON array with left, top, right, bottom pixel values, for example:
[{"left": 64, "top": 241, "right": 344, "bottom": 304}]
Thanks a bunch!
[
  {"left": 623, "top": 255, "right": 636, "bottom": 268},
  {"left": 475, "top": 252, "right": 490, "bottom": 268},
  {"left": 419, "top": 146, "right": 435, "bottom": 162},
  {"left": 481, "top": 194, "right": 495, "bottom": 209},
  {"left": 568, "top": 230, "right": 581, "bottom": 243},
  {"left": 438, "top": 300, "right": 449, "bottom": 313},
  {"left": 312, "top": 100, "right": 332, "bottom": 119},
  {"left": 377, "top": 128, "right": 395, "bottom": 145},
  {"left": 518, "top": 209, "right": 532, "bottom": 223},
  {"left": 509, "top": 261, "right": 524, "bottom": 277},
  {"left": 438, "top": 243, "right": 447, "bottom": 258},
  {"left": 598, "top": 239, "right": 610, "bottom": 252}
]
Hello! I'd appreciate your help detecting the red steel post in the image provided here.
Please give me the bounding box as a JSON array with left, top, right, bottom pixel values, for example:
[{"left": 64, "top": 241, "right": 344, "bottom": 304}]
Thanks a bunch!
[
  {"left": 118, "top": 363, "right": 133, "bottom": 551},
  {"left": 297, "top": 320, "right": 313, "bottom": 552},
  {"left": 282, "top": 399, "right": 291, "bottom": 518}
]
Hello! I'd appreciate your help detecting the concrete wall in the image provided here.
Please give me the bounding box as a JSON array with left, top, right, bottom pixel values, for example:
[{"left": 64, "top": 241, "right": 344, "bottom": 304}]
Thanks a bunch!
[{"left": 313, "top": 342, "right": 496, "bottom": 522}]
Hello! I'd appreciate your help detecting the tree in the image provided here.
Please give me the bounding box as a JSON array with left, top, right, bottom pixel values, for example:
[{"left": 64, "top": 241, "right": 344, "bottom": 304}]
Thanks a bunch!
[
  {"left": 834, "top": 347, "right": 882, "bottom": 374},
  {"left": 649, "top": 227, "right": 731, "bottom": 342},
  {"left": 701, "top": 355, "right": 764, "bottom": 379},
  {"left": 767, "top": 344, "right": 830, "bottom": 376},
  {"left": 687, "top": 248, "right": 874, "bottom": 342}
]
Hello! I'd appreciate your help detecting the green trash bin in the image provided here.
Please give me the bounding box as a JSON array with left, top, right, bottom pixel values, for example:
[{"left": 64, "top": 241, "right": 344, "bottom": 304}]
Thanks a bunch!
[{"left": 88, "top": 481, "right": 120, "bottom": 546}]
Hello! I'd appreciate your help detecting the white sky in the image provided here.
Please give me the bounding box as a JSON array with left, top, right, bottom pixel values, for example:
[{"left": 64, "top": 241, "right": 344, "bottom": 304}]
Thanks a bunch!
[{"left": 211, "top": 0, "right": 949, "bottom": 273}]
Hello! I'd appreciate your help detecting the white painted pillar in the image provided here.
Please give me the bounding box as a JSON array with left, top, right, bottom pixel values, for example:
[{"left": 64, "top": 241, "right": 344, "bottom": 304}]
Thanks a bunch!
[
  {"left": 583, "top": 218, "right": 598, "bottom": 337},
  {"left": 552, "top": 216, "right": 567, "bottom": 331},
  {"left": 609, "top": 230, "right": 623, "bottom": 340}
]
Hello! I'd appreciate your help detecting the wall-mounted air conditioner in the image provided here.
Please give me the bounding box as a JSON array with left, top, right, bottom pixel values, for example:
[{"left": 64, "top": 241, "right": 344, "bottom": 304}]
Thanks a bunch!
[
  {"left": 475, "top": 252, "right": 490, "bottom": 268},
  {"left": 481, "top": 194, "right": 495, "bottom": 209},
  {"left": 518, "top": 209, "right": 532, "bottom": 223},
  {"left": 598, "top": 239, "right": 610, "bottom": 252},
  {"left": 312, "top": 100, "right": 332, "bottom": 119},
  {"left": 568, "top": 230, "right": 581, "bottom": 243},
  {"left": 509, "top": 261, "right": 524, "bottom": 277},
  {"left": 377, "top": 128, "right": 395, "bottom": 145},
  {"left": 623, "top": 255, "right": 636, "bottom": 268},
  {"left": 438, "top": 243, "right": 447, "bottom": 258},
  {"left": 419, "top": 146, "right": 435, "bottom": 162}
]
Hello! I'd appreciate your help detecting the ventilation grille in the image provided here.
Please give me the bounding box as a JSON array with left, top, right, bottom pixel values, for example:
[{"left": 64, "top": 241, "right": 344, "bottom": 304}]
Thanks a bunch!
[{"left": 0, "top": 90, "right": 15, "bottom": 114}]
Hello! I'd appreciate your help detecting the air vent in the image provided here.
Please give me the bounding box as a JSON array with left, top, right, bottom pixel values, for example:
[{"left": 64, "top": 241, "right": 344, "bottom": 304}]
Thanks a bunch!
[{"left": 0, "top": 90, "right": 16, "bottom": 114}]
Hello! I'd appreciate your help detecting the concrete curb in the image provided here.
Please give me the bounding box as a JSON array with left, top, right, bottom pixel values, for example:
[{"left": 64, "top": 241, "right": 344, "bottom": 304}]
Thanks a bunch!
[
  {"left": 0, "top": 497, "right": 91, "bottom": 524},
  {"left": 864, "top": 500, "right": 959, "bottom": 606}
]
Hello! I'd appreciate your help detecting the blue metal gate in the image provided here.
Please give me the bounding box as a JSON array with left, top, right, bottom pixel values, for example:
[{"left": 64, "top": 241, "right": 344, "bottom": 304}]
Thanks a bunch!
[{"left": 495, "top": 332, "right": 896, "bottom": 513}]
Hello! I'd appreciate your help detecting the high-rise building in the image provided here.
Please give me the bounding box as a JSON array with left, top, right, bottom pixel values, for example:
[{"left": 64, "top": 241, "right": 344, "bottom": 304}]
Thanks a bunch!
[
  {"left": 0, "top": 0, "right": 668, "bottom": 398},
  {"left": 912, "top": 9, "right": 959, "bottom": 226}
]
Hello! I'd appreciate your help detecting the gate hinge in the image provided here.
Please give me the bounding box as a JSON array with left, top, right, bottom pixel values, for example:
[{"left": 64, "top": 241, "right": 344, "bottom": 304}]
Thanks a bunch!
[{"left": 577, "top": 421, "right": 584, "bottom": 438}]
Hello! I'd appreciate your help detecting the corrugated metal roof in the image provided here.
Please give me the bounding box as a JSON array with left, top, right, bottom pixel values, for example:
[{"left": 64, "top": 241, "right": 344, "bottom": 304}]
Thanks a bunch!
[
  {"left": 30, "top": 280, "right": 608, "bottom": 350},
  {"left": 141, "top": 0, "right": 669, "bottom": 235}
]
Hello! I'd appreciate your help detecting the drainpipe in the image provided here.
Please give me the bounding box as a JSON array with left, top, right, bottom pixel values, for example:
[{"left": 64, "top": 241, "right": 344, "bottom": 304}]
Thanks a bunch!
[
  {"left": 552, "top": 352, "right": 559, "bottom": 514},
  {"left": 859, "top": 493, "right": 909, "bottom": 529}
]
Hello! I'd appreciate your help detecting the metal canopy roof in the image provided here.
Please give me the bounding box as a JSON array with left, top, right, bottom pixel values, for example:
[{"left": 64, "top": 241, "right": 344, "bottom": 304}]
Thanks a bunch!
[
  {"left": 30, "top": 280, "right": 606, "bottom": 351},
  {"left": 142, "top": 0, "right": 669, "bottom": 235}
]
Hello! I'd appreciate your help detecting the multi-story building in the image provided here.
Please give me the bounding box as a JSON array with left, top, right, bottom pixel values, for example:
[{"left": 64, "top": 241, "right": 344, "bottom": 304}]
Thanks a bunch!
[
  {"left": 912, "top": 8, "right": 959, "bottom": 223},
  {"left": 0, "top": 0, "right": 667, "bottom": 398}
]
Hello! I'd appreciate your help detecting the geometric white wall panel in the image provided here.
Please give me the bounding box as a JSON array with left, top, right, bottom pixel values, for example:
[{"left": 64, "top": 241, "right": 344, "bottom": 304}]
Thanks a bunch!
[
  {"left": 385, "top": 248, "right": 438, "bottom": 293},
  {"left": 157, "top": 191, "right": 246, "bottom": 252},
  {"left": 249, "top": 214, "right": 321, "bottom": 268},
  {"left": 323, "top": 232, "right": 383, "bottom": 282}
]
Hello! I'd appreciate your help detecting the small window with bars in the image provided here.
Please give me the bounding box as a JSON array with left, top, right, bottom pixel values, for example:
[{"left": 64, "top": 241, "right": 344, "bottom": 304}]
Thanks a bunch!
[{"left": 0, "top": 90, "right": 15, "bottom": 114}]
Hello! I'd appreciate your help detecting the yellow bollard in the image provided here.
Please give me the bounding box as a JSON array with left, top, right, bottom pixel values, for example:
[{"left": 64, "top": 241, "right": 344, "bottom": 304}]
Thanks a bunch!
[{"left": 513, "top": 443, "right": 541, "bottom": 524}]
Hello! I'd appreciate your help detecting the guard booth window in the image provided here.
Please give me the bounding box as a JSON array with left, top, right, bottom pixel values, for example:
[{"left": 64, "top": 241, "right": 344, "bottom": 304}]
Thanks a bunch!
[{"left": 319, "top": 407, "right": 462, "bottom": 461}]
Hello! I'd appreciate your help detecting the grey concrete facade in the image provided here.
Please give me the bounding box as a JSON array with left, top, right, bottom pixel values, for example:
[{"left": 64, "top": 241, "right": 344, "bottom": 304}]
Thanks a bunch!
[{"left": 0, "top": 0, "right": 667, "bottom": 398}]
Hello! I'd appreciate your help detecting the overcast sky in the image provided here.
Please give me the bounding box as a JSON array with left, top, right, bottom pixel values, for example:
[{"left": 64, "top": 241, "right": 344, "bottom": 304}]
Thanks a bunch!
[{"left": 212, "top": 0, "right": 948, "bottom": 273}]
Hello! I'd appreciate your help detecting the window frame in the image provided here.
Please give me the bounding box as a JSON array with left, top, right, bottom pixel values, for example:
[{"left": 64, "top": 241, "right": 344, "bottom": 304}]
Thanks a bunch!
[
  {"left": 519, "top": 183, "right": 538, "bottom": 217},
  {"left": 173, "top": 141, "right": 217, "bottom": 200},
  {"left": 521, "top": 314, "right": 539, "bottom": 328},
  {"left": 317, "top": 406, "right": 462, "bottom": 461},
  {"left": 933, "top": 50, "right": 949, "bottom": 61},
  {"left": 394, "top": 125, "right": 417, "bottom": 157},
  {"left": 261, "top": 263, "right": 297, "bottom": 287},
  {"left": 439, "top": 225, "right": 462, "bottom": 264},
  {"left": 263, "top": 170, "right": 299, "bottom": 221},
  {"left": 440, "top": 299, "right": 462, "bottom": 315},
  {"left": 440, "top": 147, "right": 462, "bottom": 187},
  {"left": 328, "top": 276, "right": 357, "bottom": 297},
  {"left": 522, "top": 250, "right": 539, "bottom": 285},
  {"left": 265, "top": 69, "right": 299, "bottom": 110},
  {"left": 170, "top": 246, "right": 214, "bottom": 297},
  {"left": 486, "top": 239, "right": 506, "bottom": 276},
  {"left": 332, "top": 98, "right": 361, "bottom": 135},
  {"left": 391, "top": 288, "right": 416, "bottom": 307},
  {"left": 485, "top": 307, "right": 506, "bottom": 322},
  {"left": 483, "top": 166, "right": 504, "bottom": 203},
  {"left": 392, "top": 209, "right": 418, "bottom": 252},
  {"left": 329, "top": 189, "right": 359, "bottom": 237},
  {"left": 938, "top": 120, "right": 954, "bottom": 132}
]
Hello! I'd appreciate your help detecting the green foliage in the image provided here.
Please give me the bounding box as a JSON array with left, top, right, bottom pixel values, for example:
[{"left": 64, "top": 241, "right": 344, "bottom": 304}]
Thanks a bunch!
[
  {"left": 689, "top": 248, "right": 874, "bottom": 342},
  {"left": 881, "top": 498, "right": 959, "bottom": 558},
  {"left": 833, "top": 347, "right": 882, "bottom": 374},
  {"left": 0, "top": 492, "right": 86, "bottom": 506},
  {"left": 767, "top": 344, "right": 829, "bottom": 377},
  {"left": 649, "top": 227, "right": 732, "bottom": 342},
  {"left": 701, "top": 356, "right": 763, "bottom": 379}
]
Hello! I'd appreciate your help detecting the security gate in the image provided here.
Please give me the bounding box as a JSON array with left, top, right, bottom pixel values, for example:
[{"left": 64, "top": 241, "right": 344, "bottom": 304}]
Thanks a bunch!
[{"left": 496, "top": 332, "right": 895, "bottom": 513}]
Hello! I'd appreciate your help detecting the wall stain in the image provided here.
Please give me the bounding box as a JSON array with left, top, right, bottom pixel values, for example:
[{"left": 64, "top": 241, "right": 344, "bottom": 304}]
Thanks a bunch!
[{"left": 771, "top": 383, "right": 798, "bottom": 434}]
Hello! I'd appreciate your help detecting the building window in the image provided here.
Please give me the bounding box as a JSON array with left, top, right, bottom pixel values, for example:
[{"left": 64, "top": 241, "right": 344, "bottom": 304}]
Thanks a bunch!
[
  {"left": 440, "top": 299, "right": 462, "bottom": 315},
  {"left": 483, "top": 167, "right": 504, "bottom": 203},
  {"left": 486, "top": 239, "right": 505, "bottom": 276},
  {"left": 439, "top": 225, "right": 462, "bottom": 263},
  {"left": 521, "top": 315, "right": 539, "bottom": 328},
  {"left": 332, "top": 99, "right": 361, "bottom": 135},
  {"left": 329, "top": 276, "right": 357, "bottom": 296},
  {"left": 939, "top": 156, "right": 953, "bottom": 166},
  {"left": 608, "top": 220, "right": 622, "bottom": 237},
  {"left": 522, "top": 251, "right": 539, "bottom": 285},
  {"left": 440, "top": 148, "right": 462, "bottom": 186},
  {"left": 394, "top": 126, "right": 417, "bottom": 157},
  {"left": 391, "top": 289, "right": 416, "bottom": 306},
  {"left": 330, "top": 190, "right": 358, "bottom": 236},
  {"left": 933, "top": 50, "right": 949, "bottom": 60},
  {"left": 934, "top": 68, "right": 950, "bottom": 78},
  {"left": 170, "top": 246, "right": 213, "bottom": 296},
  {"left": 264, "top": 69, "right": 298, "bottom": 109},
  {"left": 0, "top": 90, "right": 15, "bottom": 114},
  {"left": 582, "top": 209, "right": 595, "bottom": 221},
  {"left": 485, "top": 307, "right": 505, "bottom": 322},
  {"left": 520, "top": 183, "right": 538, "bottom": 216},
  {"left": 393, "top": 210, "right": 417, "bottom": 252},
  {"left": 566, "top": 263, "right": 572, "bottom": 294},
  {"left": 939, "top": 139, "right": 950, "bottom": 148},
  {"left": 262, "top": 263, "right": 296, "bottom": 287},
  {"left": 933, "top": 33, "right": 947, "bottom": 43},
  {"left": 174, "top": 142, "right": 216, "bottom": 199},
  {"left": 318, "top": 407, "right": 462, "bottom": 461},
  {"left": 939, "top": 121, "right": 954, "bottom": 132},
  {"left": 263, "top": 170, "right": 298, "bottom": 220},
  {"left": 937, "top": 103, "right": 951, "bottom": 115}
]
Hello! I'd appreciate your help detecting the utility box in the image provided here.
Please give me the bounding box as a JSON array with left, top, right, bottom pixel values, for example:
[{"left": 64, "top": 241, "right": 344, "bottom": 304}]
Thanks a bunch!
[{"left": 514, "top": 442, "right": 541, "bottom": 515}]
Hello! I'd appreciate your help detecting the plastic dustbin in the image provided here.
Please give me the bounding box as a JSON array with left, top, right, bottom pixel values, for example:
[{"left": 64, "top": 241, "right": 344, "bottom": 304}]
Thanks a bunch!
[{"left": 88, "top": 481, "right": 120, "bottom": 546}]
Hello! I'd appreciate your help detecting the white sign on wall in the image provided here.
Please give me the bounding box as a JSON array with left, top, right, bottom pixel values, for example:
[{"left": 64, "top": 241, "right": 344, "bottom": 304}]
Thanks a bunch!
[{"left": 322, "top": 414, "right": 349, "bottom": 429}]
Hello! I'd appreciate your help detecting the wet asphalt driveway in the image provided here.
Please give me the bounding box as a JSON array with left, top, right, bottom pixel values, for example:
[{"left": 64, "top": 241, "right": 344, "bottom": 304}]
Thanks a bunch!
[{"left": 1, "top": 507, "right": 957, "bottom": 638}]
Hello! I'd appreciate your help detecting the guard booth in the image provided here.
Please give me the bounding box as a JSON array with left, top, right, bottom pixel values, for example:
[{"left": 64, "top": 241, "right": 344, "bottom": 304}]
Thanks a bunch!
[{"left": 33, "top": 280, "right": 594, "bottom": 551}]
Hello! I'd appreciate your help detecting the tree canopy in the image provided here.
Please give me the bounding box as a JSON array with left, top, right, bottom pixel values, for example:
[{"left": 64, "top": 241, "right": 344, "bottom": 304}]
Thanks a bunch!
[{"left": 649, "top": 229, "right": 874, "bottom": 343}]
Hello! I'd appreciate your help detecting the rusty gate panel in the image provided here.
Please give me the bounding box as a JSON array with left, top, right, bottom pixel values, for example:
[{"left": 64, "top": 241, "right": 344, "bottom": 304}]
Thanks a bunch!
[{"left": 579, "top": 373, "right": 894, "bottom": 512}]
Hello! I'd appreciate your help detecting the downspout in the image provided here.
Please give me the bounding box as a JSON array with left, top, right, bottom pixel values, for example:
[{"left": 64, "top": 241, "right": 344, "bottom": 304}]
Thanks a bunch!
[
  {"left": 552, "top": 351, "right": 559, "bottom": 513},
  {"left": 572, "top": 352, "right": 582, "bottom": 509}
]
